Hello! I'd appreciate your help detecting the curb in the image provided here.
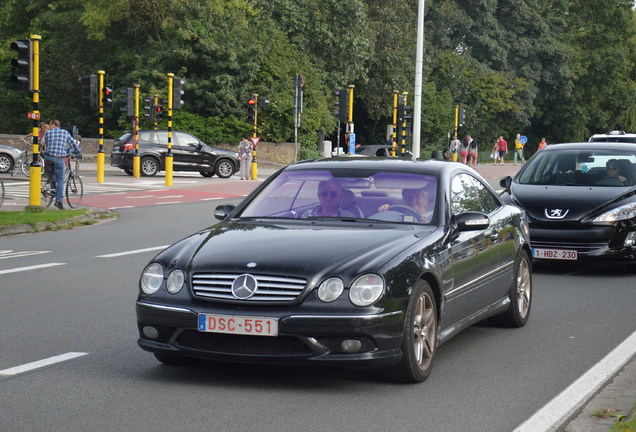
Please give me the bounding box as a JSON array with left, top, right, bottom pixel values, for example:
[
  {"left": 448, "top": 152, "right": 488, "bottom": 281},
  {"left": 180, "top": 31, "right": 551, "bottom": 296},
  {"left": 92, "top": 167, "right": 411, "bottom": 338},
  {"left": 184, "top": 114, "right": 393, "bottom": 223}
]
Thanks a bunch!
[{"left": 0, "top": 208, "right": 118, "bottom": 236}]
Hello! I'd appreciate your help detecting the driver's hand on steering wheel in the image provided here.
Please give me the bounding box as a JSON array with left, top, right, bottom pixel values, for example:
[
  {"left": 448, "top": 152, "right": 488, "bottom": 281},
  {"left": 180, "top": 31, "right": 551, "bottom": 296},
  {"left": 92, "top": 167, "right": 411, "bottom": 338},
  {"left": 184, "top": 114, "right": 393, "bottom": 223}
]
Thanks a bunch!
[{"left": 378, "top": 203, "right": 390, "bottom": 212}]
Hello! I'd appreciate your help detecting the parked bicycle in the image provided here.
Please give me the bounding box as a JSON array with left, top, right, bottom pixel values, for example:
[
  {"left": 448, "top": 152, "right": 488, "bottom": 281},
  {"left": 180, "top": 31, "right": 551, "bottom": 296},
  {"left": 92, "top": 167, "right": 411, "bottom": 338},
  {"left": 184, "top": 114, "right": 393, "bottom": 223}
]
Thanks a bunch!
[
  {"left": 12, "top": 137, "right": 44, "bottom": 177},
  {"left": 41, "top": 153, "right": 83, "bottom": 209}
]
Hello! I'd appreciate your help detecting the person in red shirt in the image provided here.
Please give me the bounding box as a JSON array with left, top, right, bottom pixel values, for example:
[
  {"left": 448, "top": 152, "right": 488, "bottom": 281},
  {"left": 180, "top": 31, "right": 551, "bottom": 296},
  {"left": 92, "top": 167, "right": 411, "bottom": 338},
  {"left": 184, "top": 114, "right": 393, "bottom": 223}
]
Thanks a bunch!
[
  {"left": 537, "top": 137, "right": 547, "bottom": 151},
  {"left": 496, "top": 136, "right": 508, "bottom": 165}
]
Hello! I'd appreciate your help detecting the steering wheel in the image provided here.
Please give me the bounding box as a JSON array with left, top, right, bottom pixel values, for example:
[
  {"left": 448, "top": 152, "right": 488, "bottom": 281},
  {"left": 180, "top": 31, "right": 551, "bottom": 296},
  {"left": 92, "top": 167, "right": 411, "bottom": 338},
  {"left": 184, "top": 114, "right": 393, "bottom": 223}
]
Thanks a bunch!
[
  {"left": 595, "top": 176, "right": 625, "bottom": 186},
  {"left": 388, "top": 204, "right": 421, "bottom": 221}
]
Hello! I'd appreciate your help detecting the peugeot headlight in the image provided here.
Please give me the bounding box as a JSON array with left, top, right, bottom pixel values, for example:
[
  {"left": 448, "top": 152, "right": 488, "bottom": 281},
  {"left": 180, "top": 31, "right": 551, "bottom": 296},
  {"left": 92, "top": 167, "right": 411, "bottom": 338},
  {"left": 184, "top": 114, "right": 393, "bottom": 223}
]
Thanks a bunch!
[
  {"left": 140, "top": 263, "right": 164, "bottom": 294},
  {"left": 593, "top": 203, "right": 636, "bottom": 223},
  {"left": 317, "top": 277, "right": 344, "bottom": 302},
  {"left": 166, "top": 269, "right": 185, "bottom": 294},
  {"left": 349, "top": 274, "right": 384, "bottom": 306}
]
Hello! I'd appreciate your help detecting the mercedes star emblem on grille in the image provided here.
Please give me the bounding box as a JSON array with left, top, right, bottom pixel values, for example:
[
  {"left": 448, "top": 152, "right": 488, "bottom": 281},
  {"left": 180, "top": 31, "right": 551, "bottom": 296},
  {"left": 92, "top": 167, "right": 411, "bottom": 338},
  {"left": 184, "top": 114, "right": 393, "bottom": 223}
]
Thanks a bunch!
[{"left": 231, "top": 274, "right": 258, "bottom": 299}]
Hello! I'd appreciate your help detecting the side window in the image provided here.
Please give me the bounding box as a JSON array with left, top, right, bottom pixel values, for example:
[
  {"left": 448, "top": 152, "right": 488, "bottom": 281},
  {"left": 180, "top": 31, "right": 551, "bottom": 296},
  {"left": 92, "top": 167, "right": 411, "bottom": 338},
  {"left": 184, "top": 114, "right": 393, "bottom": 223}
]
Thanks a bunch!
[
  {"left": 174, "top": 132, "right": 200, "bottom": 148},
  {"left": 138, "top": 131, "right": 157, "bottom": 145},
  {"left": 451, "top": 173, "right": 500, "bottom": 215},
  {"left": 155, "top": 131, "right": 169, "bottom": 146}
]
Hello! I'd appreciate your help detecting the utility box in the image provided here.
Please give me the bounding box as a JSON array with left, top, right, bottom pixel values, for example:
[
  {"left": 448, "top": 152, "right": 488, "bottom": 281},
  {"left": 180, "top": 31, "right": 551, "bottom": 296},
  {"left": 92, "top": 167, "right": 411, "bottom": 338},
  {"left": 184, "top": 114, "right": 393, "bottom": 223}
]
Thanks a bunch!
[{"left": 321, "top": 140, "right": 332, "bottom": 157}]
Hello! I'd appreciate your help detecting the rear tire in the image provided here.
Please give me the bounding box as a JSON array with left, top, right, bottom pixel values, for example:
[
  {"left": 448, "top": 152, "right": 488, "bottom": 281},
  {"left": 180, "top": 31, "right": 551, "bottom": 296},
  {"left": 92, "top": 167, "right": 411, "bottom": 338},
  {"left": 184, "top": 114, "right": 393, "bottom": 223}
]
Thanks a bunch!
[
  {"left": 383, "top": 280, "right": 437, "bottom": 383},
  {"left": 41, "top": 173, "right": 55, "bottom": 209},
  {"left": 0, "top": 153, "right": 14, "bottom": 174},
  {"left": 493, "top": 250, "right": 532, "bottom": 327},
  {"left": 140, "top": 157, "right": 159, "bottom": 176}
]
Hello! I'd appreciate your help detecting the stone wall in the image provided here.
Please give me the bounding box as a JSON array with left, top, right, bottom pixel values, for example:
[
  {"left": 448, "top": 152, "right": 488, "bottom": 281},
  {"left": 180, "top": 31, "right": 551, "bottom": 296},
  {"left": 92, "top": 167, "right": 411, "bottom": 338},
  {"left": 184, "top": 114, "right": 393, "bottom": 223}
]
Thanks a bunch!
[{"left": 0, "top": 134, "right": 297, "bottom": 165}]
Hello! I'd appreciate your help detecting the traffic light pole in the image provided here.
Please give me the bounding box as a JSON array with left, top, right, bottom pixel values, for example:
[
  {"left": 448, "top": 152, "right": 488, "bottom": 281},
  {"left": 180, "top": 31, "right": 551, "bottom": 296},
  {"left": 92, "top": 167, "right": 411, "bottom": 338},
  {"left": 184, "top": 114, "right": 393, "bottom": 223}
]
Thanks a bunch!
[
  {"left": 97, "top": 70, "right": 105, "bottom": 183},
  {"left": 391, "top": 90, "right": 398, "bottom": 157},
  {"left": 166, "top": 73, "right": 174, "bottom": 186},
  {"left": 28, "top": 35, "right": 42, "bottom": 208},
  {"left": 133, "top": 84, "right": 140, "bottom": 178},
  {"left": 250, "top": 93, "right": 258, "bottom": 180}
]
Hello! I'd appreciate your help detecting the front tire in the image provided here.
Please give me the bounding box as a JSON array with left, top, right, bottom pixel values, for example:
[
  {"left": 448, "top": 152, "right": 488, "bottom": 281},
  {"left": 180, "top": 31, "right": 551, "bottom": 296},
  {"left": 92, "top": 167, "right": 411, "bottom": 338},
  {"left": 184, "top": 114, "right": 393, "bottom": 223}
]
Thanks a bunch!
[
  {"left": 0, "top": 153, "right": 14, "bottom": 174},
  {"left": 384, "top": 280, "right": 437, "bottom": 383},
  {"left": 215, "top": 159, "right": 234, "bottom": 178},
  {"left": 65, "top": 174, "right": 84, "bottom": 208},
  {"left": 494, "top": 250, "right": 532, "bottom": 327}
]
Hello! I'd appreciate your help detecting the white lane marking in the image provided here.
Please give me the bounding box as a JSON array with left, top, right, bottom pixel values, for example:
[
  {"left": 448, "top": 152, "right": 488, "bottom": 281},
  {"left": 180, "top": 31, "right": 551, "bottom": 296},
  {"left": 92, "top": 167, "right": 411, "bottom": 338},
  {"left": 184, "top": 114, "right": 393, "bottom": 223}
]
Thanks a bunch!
[
  {"left": 161, "top": 195, "right": 184, "bottom": 199},
  {"left": 0, "top": 251, "right": 51, "bottom": 260},
  {"left": 0, "top": 352, "right": 88, "bottom": 376},
  {"left": 201, "top": 197, "right": 223, "bottom": 201},
  {"left": 514, "top": 329, "right": 636, "bottom": 431},
  {"left": 127, "top": 195, "right": 156, "bottom": 199},
  {"left": 156, "top": 201, "right": 182, "bottom": 205},
  {"left": 0, "top": 263, "right": 65, "bottom": 275},
  {"left": 95, "top": 245, "right": 168, "bottom": 258},
  {"left": 109, "top": 206, "right": 135, "bottom": 209}
]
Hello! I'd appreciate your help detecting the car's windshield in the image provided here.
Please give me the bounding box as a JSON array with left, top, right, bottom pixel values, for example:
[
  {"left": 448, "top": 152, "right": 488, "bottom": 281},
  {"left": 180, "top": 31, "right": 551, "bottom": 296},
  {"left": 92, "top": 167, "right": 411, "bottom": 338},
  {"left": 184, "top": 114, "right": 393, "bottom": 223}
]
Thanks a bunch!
[
  {"left": 240, "top": 169, "right": 437, "bottom": 224},
  {"left": 518, "top": 149, "right": 636, "bottom": 186}
]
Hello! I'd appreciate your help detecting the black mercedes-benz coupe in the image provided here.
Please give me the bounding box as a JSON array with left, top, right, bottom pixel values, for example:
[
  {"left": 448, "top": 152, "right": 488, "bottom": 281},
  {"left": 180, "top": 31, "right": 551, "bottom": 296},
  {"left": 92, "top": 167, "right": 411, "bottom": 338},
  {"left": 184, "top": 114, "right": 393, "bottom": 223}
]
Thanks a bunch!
[
  {"left": 136, "top": 158, "right": 532, "bottom": 382},
  {"left": 500, "top": 142, "right": 636, "bottom": 268}
]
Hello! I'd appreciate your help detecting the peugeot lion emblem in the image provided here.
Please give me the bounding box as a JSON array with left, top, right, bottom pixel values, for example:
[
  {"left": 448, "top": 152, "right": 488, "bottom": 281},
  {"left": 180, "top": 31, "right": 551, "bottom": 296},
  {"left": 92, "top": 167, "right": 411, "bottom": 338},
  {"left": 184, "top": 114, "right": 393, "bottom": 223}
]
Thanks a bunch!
[
  {"left": 231, "top": 274, "right": 258, "bottom": 299},
  {"left": 545, "top": 208, "right": 569, "bottom": 219}
]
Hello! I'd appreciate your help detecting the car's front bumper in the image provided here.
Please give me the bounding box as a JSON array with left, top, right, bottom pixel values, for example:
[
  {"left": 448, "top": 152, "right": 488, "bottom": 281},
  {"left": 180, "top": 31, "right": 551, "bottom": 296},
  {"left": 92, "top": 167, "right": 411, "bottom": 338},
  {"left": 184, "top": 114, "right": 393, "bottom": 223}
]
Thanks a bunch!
[{"left": 136, "top": 300, "right": 405, "bottom": 367}]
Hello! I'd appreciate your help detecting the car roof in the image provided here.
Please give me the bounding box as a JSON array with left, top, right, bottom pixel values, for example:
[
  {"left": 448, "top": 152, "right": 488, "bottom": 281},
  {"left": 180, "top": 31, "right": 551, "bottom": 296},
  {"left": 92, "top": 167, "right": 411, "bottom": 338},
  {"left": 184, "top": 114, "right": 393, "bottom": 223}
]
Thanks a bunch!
[{"left": 542, "top": 142, "right": 636, "bottom": 151}]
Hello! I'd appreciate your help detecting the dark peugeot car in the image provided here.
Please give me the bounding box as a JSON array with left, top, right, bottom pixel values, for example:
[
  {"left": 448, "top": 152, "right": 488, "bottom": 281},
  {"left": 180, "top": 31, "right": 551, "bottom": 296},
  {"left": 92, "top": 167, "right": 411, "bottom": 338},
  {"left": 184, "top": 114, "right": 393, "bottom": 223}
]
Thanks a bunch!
[
  {"left": 500, "top": 142, "right": 636, "bottom": 268},
  {"left": 136, "top": 158, "right": 532, "bottom": 382},
  {"left": 110, "top": 130, "right": 238, "bottom": 178}
]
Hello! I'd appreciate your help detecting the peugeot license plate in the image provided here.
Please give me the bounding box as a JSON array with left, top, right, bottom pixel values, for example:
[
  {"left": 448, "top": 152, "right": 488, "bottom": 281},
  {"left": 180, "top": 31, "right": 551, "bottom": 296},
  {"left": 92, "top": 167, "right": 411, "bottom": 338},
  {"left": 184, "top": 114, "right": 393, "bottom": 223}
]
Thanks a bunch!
[
  {"left": 198, "top": 314, "right": 278, "bottom": 336},
  {"left": 532, "top": 248, "right": 577, "bottom": 260}
]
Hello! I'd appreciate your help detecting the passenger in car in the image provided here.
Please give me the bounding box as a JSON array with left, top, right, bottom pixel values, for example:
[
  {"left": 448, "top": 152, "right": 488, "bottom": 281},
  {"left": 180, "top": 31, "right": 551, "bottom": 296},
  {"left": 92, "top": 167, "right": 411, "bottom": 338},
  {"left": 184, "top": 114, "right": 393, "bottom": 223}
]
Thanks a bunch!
[
  {"left": 378, "top": 188, "right": 433, "bottom": 222},
  {"left": 302, "top": 180, "right": 356, "bottom": 218}
]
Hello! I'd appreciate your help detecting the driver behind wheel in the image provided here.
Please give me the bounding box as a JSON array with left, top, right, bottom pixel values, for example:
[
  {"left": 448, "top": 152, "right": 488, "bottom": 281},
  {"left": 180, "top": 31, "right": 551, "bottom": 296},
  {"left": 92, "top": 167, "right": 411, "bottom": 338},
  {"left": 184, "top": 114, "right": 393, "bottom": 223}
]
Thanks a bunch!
[{"left": 378, "top": 188, "right": 432, "bottom": 222}]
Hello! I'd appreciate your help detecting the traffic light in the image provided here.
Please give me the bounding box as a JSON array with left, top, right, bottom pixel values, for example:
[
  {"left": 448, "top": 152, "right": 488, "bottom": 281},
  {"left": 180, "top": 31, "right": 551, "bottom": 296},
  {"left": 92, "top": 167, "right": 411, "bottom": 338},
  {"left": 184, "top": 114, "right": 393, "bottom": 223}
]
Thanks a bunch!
[
  {"left": 246, "top": 97, "right": 256, "bottom": 124},
  {"left": 155, "top": 104, "right": 164, "bottom": 121},
  {"left": 102, "top": 85, "right": 113, "bottom": 107},
  {"left": 397, "top": 95, "right": 406, "bottom": 123},
  {"left": 120, "top": 88, "right": 134, "bottom": 117},
  {"left": 458, "top": 107, "right": 466, "bottom": 127},
  {"left": 172, "top": 76, "right": 185, "bottom": 110},
  {"left": 143, "top": 97, "right": 154, "bottom": 122},
  {"left": 81, "top": 74, "right": 98, "bottom": 107},
  {"left": 10, "top": 39, "right": 32, "bottom": 91},
  {"left": 335, "top": 89, "right": 347, "bottom": 122},
  {"left": 258, "top": 97, "right": 269, "bottom": 109}
]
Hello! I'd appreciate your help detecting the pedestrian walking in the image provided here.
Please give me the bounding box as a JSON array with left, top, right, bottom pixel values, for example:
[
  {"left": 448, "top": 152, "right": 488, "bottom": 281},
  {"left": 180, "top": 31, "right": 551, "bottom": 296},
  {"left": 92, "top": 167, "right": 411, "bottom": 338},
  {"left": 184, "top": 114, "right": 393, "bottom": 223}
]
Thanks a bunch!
[
  {"left": 460, "top": 136, "right": 470, "bottom": 164},
  {"left": 514, "top": 133, "right": 526, "bottom": 165},
  {"left": 449, "top": 135, "right": 461, "bottom": 162},
  {"left": 237, "top": 134, "right": 253, "bottom": 180},
  {"left": 466, "top": 135, "right": 478, "bottom": 167},
  {"left": 496, "top": 136, "right": 508, "bottom": 165},
  {"left": 537, "top": 137, "right": 547, "bottom": 151}
]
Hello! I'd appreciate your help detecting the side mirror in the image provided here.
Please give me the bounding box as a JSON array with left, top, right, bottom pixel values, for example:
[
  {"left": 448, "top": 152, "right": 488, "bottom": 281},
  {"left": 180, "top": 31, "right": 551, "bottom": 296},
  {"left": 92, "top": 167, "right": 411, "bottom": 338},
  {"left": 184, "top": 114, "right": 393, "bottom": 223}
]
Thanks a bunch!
[
  {"left": 499, "top": 176, "right": 512, "bottom": 190},
  {"left": 454, "top": 212, "right": 490, "bottom": 232},
  {"left": 214, "top": 204, "right": 236, "bottom": 221}
]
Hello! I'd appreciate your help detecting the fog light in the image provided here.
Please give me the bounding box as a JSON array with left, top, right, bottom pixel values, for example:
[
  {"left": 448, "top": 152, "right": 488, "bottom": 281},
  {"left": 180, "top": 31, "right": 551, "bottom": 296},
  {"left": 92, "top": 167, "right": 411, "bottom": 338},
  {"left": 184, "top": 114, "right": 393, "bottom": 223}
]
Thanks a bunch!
[
  {"left": 625, "top": 232, "right": 636, "bottom": 247},
  {"left": 340, "top": 339, "right": 362, "bottom": 353},
  {"left": 142, "top": 326, "right": 159, "bottom": 339}
]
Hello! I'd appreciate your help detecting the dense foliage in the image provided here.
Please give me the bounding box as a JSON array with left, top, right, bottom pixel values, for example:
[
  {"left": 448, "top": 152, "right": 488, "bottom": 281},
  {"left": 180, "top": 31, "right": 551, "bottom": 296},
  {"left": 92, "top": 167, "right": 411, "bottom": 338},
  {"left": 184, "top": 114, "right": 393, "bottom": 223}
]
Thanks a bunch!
[{"left": 0, "top": 0, "right": 634, "bottom": 155}]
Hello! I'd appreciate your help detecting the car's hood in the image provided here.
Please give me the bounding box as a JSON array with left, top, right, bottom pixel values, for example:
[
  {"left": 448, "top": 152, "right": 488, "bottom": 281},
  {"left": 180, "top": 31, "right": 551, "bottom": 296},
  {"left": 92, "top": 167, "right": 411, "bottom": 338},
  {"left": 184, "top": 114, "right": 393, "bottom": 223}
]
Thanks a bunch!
[
  {"left": 511, "top": 183, "right": 634, "bottom": 221},
  {"left": 175, "top": 220, "right": 434, "bottom": 280}
]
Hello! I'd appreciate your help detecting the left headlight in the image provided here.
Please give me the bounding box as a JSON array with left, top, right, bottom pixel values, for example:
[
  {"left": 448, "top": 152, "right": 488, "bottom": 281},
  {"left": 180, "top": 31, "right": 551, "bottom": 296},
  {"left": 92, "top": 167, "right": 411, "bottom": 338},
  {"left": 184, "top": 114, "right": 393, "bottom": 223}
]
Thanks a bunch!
[
  {"left": 349, "top": 274, "right": 384, "bottom": 306},
  {"left": 140, "top": 263, "right": 164, "bottom": 294},
  {"left": 593, "top": 203, "right": 636, "bottom": 223},
  {"left": 167, "top": 269, "right": 185, "bottom": 294}
]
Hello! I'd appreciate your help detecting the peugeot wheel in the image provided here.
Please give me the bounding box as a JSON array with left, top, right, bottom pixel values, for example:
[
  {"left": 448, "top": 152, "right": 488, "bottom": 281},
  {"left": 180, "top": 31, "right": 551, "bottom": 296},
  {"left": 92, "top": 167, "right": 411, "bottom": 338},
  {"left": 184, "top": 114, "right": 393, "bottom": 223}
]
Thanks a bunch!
[{"left": 384, "top": 280, "right": 437, "bottom": 383}]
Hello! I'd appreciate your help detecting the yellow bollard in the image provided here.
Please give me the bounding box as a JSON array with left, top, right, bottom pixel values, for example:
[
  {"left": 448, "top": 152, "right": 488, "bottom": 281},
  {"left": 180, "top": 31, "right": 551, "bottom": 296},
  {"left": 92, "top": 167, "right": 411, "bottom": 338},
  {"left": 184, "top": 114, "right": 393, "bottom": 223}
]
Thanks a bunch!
[
  {"left": 29, "top": 165, "right": 42, "bottom": 207},
  {"left": 165, "top": 155, "right": 173, "bottom": 186},
  {"left": 133, "top": 155, "right": 140, "bottom": 178}
]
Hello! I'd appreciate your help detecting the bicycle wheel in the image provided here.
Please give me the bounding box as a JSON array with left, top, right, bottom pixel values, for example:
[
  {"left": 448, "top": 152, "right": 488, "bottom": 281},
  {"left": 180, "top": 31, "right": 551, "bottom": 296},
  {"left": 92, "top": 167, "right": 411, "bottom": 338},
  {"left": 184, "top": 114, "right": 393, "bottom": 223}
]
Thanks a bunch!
[
  {"left": 41, "top": 173, "right": 55, "bottom": 208},
  {"left": 65, "top": 173, "right": 83, "bottom": 208},
  {"left": 0, "top": 177, "right": 5, "bottom": 208},
  {"left": 11, "top": 156, "right": 22, "bottom": 176}
]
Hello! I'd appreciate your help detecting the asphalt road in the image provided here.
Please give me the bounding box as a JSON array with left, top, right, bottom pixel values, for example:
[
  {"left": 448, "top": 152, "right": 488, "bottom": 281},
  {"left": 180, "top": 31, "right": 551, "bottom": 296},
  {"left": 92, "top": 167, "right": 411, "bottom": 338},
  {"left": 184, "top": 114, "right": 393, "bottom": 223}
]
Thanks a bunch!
[{"left": 1, "top": 198, "right": 635, "bottom": 432}]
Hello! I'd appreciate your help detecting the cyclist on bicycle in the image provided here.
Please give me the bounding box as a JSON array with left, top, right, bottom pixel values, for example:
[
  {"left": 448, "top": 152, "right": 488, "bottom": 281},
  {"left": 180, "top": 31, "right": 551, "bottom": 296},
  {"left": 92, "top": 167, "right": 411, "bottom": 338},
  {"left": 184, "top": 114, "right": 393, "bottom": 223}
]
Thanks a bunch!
[{"left": 44, "top": 120, "right": 82, "bottom": 210}]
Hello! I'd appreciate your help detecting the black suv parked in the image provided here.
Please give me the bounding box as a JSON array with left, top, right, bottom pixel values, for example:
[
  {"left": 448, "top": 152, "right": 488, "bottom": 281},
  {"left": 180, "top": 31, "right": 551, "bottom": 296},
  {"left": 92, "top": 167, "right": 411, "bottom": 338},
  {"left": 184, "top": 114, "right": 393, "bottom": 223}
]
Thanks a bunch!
[{"left": 110, "top": 130, "right": 239, "bottom": 178}]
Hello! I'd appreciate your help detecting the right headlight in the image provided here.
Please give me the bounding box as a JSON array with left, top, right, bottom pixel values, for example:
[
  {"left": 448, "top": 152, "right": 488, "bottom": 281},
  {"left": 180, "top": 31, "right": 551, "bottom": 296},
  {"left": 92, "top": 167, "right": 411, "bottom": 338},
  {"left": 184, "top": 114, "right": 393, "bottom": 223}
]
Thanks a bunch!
[
  {"left": 349, "top": 274, "right": 384, "bottom": 306},
  {"left": 593, "top": 203, "right": 636, "bottom": 223},
  {"left": 140, "top": 263, "right": 164, "bottom": 294}
]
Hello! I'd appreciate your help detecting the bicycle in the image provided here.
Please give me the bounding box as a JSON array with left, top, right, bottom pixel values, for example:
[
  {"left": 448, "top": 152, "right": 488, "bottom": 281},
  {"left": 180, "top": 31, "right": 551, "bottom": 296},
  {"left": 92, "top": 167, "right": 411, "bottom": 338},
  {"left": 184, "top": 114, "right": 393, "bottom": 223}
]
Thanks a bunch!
[
  {"left": 12, "top": 137, "right": 44, "bottom": 177},
  {"left": 41, "top": 153, "right": 84, "bottom": 209}
]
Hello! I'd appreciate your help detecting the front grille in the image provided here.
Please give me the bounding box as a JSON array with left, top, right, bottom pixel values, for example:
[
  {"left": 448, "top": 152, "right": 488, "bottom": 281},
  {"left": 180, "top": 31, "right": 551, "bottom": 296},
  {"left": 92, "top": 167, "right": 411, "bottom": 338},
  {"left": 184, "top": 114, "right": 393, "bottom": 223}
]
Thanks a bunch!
[
  {"left": 531, "top": 240, "right": 607, "bottom": 253},
  {"left": 177, "top": 331, "right": 312, "bottom": 356},
  {"left": 192, "top": 273, "right": 307, "bottom": 303}
]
